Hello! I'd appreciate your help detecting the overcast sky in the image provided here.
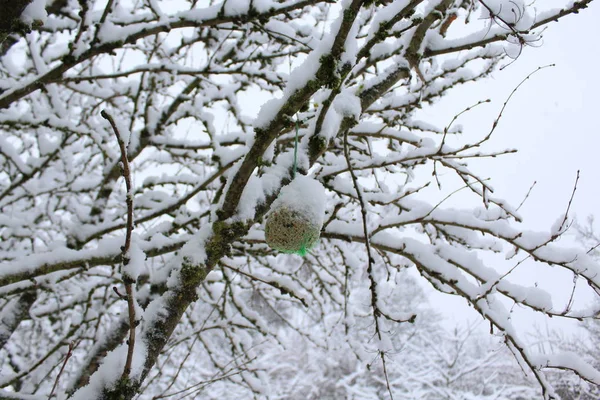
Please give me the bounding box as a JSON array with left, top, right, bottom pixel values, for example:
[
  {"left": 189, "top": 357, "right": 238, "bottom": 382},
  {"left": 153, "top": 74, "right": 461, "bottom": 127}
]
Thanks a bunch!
[
  {"left": 423, "top": 0, "right": 600, "bottom": 227},
  {"left": 418, "top": 0, "right": 600, "bottom": 336}
]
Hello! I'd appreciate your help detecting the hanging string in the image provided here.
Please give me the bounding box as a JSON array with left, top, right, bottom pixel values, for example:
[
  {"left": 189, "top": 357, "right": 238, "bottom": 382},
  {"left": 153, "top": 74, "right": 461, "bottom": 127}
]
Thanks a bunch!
[
  {"left": 288, "top": 53, "right": 300, "bottom": 180},
  {"left": 292, "top": 117, "right": 299, "bottom": 179}
]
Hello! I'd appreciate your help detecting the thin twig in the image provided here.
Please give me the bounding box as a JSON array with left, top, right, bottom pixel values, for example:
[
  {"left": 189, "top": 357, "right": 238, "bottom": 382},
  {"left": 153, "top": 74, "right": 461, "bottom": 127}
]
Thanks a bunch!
[
  {"left": 220, "top": 260, "right": 308, "bottom": 307},
  {"left": 48, "top": 341, "right": 74, "bottom": 399},
  {"left": 344, "top": 129, "right": 394, "bottom": 399},
  {"left": 439, "top": 99, "right": 491, "bottom": 153},
  {"left": 483, "top": 64, "right": 555, "bottom": 144},
  {"left": 91, "top": 0, "right": 116, "bottom": 46},
  {"left": 343, "top": 130, "right": 377, "bottom": 335},
  {"left": 516, "top": 180, "right": 536, "bottom": 211},
  {"left": 561, "top": 273, "right": 578, "bottom": 316},
  {"left": 101, "top": 109, "right": 137, "bottom": 379},
  {"left": 380, "top": 350, "right": 395, "bottom": 400},
  {"left": 587, "top": 241, "right": 600, "bottom": 255},
  {"left": 555, "top": 170, "right": 580, "bottom": 235}
]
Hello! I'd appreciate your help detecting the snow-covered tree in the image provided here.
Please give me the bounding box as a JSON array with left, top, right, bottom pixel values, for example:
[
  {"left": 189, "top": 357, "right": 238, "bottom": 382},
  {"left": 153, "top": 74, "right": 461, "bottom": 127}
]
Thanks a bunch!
[
  {"left": 532, "top": 218, "right": 600, "bottom": 400},
  {"left": 261, "top": 273, "right": 539, "bottom": 400},
  {"left": 0, "top": 0, "right": 598, "bottom": 399}
]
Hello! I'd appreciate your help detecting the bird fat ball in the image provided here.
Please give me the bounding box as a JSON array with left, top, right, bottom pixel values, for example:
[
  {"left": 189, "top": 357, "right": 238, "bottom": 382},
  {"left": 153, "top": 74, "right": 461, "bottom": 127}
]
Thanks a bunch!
[
  {"left": 265, "top": 206, "right": 321, "bottom": 255},
  {"left": 264, "top": 175, "right": 326, "bottom": 256}
]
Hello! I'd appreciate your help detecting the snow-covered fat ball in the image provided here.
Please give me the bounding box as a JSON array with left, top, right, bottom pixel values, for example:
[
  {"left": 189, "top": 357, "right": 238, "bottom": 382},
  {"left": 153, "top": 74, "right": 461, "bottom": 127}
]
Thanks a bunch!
[{"left": 265, "top": 175, "right": 326, "bottom": 255}]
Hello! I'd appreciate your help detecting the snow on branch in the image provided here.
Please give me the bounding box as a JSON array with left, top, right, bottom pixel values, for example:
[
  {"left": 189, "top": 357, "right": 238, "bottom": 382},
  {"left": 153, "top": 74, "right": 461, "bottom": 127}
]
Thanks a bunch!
[{"left": 0, "top": 0, "right": 597, "bottom": 399}]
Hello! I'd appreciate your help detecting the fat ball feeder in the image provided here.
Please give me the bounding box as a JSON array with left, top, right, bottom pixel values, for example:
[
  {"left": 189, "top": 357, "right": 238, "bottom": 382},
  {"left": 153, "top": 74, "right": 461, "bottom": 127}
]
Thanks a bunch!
[{"left": 264, "top": 119, "right": 325, "bottom": 256}]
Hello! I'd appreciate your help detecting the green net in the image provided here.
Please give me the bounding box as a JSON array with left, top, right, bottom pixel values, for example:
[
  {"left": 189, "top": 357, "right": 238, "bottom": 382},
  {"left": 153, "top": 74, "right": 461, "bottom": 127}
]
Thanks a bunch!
[
  {"left": 270, "top": 234, "right": 319, "bottom": 257},
  {"left": 264, "top": 206, "right": 320, "bottom": 257}
]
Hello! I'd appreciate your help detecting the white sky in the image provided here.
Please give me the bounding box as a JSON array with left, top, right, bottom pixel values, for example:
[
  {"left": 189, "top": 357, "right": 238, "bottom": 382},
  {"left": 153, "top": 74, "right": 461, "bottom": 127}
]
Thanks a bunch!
[{"left": 417, "top": 0, "right": 600, "bottom": 338}]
